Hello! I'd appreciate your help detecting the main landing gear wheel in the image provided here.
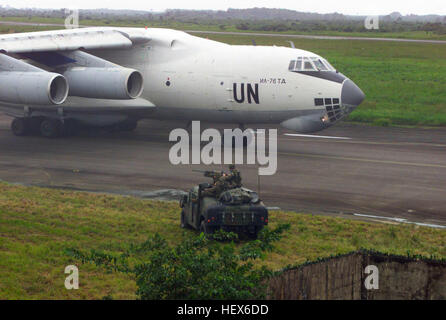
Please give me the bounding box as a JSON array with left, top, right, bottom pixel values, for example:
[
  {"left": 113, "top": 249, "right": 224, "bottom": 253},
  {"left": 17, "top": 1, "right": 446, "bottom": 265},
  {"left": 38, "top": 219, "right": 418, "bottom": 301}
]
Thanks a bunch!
[
  {"left": 61, "top": 119, "right": 79, "bottom": 137},
  {"left": 11, "top": 118, "right": 29, "bottom": 136},
  {"left": 40, "top": 119, "right": 62, "bottom": 138},
  {"left": 200, "top": 220, "right": 216, "bottom": 237}
]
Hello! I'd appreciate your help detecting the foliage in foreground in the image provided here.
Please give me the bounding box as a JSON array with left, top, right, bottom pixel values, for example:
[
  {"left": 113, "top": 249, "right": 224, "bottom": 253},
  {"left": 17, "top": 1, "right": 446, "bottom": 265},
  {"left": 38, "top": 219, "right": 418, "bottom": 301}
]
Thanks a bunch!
[
  {"left": 66, "top": 224, "right": 290, "bottom": 300},
  {"left": 1, "top": 182, "right": 444, "bottom": 299}
]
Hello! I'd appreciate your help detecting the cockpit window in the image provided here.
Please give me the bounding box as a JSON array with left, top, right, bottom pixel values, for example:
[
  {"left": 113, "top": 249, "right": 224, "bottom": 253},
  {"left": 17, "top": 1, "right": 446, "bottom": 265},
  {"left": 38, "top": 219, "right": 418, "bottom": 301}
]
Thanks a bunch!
[
  {"left": 303, "top": 61, "right": 314, "bottom": 71},
  {"left": 311, "top": 57, "right": 328, "bottom": 71},
  {"left": 323, "top": 59, "right": 336, "bottom": 71},
  {"left": 289, "top": 56, "right": 336, "bottom": 72},
  {"left": 296, "top": 60, "right": 302, "bottom": 70},
  {"left": 303, "top": 57, "right": 316, "bottom": 71}
]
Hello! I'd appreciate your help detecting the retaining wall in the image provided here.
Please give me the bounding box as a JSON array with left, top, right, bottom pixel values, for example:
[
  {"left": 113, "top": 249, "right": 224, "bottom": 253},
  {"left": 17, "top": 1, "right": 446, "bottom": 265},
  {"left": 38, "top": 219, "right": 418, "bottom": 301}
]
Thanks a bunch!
[{"left": 267, "top": 251, "right": 446, "bottom": 300}]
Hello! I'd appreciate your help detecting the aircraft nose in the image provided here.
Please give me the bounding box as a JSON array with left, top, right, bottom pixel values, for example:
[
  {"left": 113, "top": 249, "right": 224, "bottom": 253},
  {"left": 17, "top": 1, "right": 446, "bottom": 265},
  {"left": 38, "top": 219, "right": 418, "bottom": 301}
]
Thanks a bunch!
[{"left": 341, "top": 79, "right": 365, "bottom": 109}]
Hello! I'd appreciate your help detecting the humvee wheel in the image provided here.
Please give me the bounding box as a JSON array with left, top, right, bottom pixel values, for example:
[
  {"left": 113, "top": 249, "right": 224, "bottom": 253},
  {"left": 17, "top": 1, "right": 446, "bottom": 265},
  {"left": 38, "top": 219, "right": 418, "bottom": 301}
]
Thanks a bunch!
[
  {"left": 200, "top": 220, "right": 215, "bottom": 236},
  {"left": 180, "top": 210, "right": 188, "bottom": 229},
  {"left": 248, "top": 231, "right": 259, "bottom": 240},
  {"left": 247, "top": 227, "right": 259, "bottom": 240}
]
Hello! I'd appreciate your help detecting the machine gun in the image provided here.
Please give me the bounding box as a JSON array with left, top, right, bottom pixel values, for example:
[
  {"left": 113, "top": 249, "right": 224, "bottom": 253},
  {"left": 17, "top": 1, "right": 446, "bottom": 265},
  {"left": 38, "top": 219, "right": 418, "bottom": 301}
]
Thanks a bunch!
[
  {"left": 193, "top": 170, "right": 223, "bottom": 213},
  {"left": 192, "top": 170, "right": 224, "bottom": 181}
]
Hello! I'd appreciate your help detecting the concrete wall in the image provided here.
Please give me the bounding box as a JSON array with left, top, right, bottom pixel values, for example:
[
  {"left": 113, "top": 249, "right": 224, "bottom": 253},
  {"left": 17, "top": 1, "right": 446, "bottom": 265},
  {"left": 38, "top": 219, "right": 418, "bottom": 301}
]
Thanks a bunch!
[{"left": 267, "top": 251, "right": 446, "bottom": 300}]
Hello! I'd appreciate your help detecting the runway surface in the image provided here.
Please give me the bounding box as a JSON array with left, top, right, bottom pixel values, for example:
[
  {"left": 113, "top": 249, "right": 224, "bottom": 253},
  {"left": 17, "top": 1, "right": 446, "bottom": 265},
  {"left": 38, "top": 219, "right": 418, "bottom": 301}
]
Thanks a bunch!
[
  {"left": 0, "top": 114, "right": 445, "bottom": 227},
  {"left": 1, "top": 21, "right": 446, "bottom": 44}
]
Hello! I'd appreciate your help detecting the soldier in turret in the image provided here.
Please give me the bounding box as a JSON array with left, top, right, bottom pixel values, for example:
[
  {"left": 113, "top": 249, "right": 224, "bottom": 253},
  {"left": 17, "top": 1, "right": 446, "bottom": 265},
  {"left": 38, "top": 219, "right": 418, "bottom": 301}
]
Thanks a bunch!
[
  {"left": 227, "top": 164, "right": 242, "bottom": 188},
  {"left": 201, "top": 172, "right": 230, "bottom": 198},
  {"left": 199, "top": 166, "right": 243, "bottom": 198}
]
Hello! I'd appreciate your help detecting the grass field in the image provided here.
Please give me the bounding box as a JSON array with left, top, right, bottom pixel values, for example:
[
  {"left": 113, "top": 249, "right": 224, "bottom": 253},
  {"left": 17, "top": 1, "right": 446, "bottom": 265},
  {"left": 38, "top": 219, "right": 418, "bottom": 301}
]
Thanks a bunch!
[
  {"left": 0, "top": 21, "right": 445, "bottom": 127},
  {"left": 0, "top": 25, "right": 60, "bottom": 34},
  {"left": 0, "top": 182, "right": 444, "bottom": 299},
  {"left": 2, "top": 16, "right": 446, "bottom": 40}
]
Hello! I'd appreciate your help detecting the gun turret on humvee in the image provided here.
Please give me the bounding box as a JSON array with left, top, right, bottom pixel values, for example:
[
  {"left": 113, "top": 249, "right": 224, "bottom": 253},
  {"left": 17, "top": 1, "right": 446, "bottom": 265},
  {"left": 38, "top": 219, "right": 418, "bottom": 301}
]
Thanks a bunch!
[{"left": 180, "top": 182, "right": 268, "bottom": 239}]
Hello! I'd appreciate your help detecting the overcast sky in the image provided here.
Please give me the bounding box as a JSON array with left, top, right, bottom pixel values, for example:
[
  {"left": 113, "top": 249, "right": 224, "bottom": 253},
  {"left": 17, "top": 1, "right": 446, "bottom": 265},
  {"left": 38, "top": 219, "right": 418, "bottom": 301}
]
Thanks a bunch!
[{"left": 2, "top": 0, "right": 445, "bottom": 16}]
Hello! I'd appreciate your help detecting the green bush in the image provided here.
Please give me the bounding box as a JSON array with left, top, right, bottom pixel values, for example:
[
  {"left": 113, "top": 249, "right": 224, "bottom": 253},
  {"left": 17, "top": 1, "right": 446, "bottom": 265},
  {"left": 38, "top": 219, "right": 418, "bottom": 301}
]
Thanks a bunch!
[{"left": 66, "top": 224, "right": 290, "bottom": 300}]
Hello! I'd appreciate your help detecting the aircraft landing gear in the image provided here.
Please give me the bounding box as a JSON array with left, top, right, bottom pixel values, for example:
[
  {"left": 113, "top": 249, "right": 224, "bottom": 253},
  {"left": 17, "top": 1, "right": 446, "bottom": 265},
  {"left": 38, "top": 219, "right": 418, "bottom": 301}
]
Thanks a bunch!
[
  {"left": 11, "top": 118, "right": 29, "bottom": 136},
  {"left": 40, "top": 119, "right": 62, "bottom": 138},
  {"left": 11, "top": 117, "right": 42, "bottom": 136},
  {"left": 61, "top": 119, "right": 79, "bottom": 137},
  {"left": 11, "top": 117, "right": 80, "bottom": 138},
  {"left": 10, "top": 116, "right": 138, "bottom": 138}
]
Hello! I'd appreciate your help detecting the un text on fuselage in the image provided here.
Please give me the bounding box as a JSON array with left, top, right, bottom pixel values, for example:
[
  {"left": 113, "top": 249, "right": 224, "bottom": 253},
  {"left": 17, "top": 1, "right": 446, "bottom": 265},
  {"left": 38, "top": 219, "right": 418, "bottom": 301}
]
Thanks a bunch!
[
  {"left": 169, "top": 121, "right": 277, "bottom": 176},
  {"left": 233, "top": 83, "right": 260, "bottom": 104}
]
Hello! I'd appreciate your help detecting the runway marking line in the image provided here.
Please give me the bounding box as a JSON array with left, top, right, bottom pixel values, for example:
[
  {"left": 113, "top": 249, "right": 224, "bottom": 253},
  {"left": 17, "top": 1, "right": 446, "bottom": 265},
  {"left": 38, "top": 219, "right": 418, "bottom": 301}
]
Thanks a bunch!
[
  {"left": 279, "top": 152, "right": 446, "bottom": 169},
  {"left": 281, "top": 138, "right": 446, "bottom": 148},
  {"left": 284, "top": 133, "right": 351, "bottom": 140}
]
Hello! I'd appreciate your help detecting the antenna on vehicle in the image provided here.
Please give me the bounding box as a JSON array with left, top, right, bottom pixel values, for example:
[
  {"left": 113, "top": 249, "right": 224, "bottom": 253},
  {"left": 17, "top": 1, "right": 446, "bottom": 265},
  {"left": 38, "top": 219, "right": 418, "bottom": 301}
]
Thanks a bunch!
[{"left": 257, "top": 165, "right": 261, "bottom": 199}]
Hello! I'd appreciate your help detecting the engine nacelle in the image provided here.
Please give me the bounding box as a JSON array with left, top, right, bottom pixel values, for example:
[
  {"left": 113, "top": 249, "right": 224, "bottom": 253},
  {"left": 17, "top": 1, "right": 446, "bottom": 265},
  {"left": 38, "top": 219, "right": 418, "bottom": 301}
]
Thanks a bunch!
[
  {"left": 63, "top": 67, "right": 143, "bottom": 100},
  {"left": 0, "top": 71, "right": 68, "bottom": 105}
]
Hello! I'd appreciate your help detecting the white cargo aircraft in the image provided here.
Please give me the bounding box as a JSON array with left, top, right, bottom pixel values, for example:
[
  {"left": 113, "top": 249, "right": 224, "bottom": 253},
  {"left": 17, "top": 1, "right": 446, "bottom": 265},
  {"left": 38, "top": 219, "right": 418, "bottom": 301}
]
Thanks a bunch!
[{"left": 0, "top": 27, "right": 365, "bottom": 138}]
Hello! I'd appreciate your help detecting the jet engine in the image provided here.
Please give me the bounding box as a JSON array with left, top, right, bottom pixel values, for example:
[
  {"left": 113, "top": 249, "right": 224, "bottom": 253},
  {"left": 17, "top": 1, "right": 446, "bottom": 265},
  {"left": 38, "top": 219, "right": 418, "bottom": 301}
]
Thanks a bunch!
[
  {"left": 59, "top": 51, "right": 143, "bottom": 100},
  {"left": 63, "top": 67, "right": 143, "bottom": 100},
  {"left": 0, "top": 54, "right": 68, "bottom": 105}
]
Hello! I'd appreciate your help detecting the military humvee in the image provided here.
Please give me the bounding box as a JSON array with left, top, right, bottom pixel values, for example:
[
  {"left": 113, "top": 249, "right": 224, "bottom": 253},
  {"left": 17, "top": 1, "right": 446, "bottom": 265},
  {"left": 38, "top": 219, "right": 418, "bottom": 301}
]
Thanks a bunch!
[{"left": 180, "top": 183, "right": 268, "bottom": 238}]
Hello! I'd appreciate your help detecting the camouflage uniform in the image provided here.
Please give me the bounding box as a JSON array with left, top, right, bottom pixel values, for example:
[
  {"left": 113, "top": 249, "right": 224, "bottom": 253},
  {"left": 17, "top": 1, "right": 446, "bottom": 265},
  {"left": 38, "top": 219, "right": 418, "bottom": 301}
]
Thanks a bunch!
[
  {"left": 227, "top": 165, "right": 242, "bottom": 189},
  {"left": 200, "top": 166, "right": 242, "bottom": 198},
  {"left": 201, "top": 174, "right": 230, "bottom": 198}
]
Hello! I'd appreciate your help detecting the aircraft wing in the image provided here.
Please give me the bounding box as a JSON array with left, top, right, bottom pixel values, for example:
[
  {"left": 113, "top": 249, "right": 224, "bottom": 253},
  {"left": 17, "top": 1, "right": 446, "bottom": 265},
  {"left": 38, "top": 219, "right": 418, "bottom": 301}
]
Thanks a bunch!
[
  {"left": 0, "top": 27, "right": 161, "bottom": 134},
  {"left": 0, "top": 27, "right": 150, "bottom": 53},
  {"left": 0, "top": 27, "right": 155, "bottom": 111}
]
